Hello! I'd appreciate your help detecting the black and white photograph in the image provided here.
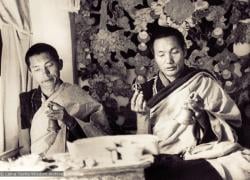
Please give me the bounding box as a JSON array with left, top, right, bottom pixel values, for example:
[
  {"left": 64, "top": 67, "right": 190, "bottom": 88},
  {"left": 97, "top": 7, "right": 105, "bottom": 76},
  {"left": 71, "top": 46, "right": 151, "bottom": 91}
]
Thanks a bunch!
[{"left": 0, "top": 0, "right": 250, "bottom": 179}]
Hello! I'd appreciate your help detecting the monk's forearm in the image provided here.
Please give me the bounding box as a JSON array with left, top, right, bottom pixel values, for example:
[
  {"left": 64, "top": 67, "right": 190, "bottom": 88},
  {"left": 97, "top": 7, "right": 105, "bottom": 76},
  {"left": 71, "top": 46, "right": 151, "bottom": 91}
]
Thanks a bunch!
[{"left": 137, "top": 113, "right": 151, "bottom": 134}]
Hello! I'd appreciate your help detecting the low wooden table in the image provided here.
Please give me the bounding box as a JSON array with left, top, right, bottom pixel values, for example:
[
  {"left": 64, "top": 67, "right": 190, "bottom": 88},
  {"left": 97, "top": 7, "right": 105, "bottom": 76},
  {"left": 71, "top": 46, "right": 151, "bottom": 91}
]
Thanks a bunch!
[{"left": 62, "top": 161, "right": 151, "bottom": 180}]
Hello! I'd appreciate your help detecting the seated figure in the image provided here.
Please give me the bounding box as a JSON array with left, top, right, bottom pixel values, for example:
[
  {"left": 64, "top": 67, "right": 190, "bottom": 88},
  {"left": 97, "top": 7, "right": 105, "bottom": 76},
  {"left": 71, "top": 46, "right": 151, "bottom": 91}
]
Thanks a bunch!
[
  {"left": 19, "top": 43, "right": 112, "bottom": 156},
  {"left": 131, "top": 26, "right": 250, "bottom": 180}
]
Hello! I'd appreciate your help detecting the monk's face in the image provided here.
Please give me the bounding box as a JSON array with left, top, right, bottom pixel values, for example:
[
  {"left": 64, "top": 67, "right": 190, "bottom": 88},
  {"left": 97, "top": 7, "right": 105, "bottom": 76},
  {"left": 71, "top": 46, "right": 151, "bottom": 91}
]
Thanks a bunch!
[
  {"left": 153, "top": 36, "right": 186, "bottom": 82},
  {"left": 29, "top": 52, "right": 62, "bottom": 91}
]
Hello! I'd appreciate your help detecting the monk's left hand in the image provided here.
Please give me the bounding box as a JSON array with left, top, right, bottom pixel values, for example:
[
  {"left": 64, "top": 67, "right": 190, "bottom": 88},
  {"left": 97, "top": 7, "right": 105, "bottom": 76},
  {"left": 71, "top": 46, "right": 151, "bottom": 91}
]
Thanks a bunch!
[
  {"left": 185, "top": 92, "right": 206, "bottom": 121},
  {"left": 46, "top": 101, "right": 73, "bottom": 123},
  {"left": 177, "top": 92, "right": 206, "bottom": 125}
]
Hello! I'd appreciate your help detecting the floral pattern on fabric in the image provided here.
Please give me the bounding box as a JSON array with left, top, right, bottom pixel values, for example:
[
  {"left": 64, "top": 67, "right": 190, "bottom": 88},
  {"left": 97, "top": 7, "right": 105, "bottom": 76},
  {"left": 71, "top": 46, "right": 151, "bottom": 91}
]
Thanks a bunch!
[{"left": 75, "top": 0, "right": 250, "bottom": 137}]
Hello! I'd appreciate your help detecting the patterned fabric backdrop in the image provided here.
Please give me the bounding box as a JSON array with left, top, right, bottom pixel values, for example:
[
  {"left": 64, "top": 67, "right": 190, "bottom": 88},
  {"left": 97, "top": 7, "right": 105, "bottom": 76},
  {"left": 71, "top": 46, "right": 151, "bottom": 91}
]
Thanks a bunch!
[{"left": 75, "top": 0, "right": 250, "bottom": 140}]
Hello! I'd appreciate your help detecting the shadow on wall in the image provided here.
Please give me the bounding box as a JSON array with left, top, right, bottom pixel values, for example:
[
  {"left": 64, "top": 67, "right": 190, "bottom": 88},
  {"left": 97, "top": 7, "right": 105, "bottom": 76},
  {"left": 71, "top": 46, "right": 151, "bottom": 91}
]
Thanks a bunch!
[{"left": 0, "top": 31, "right": 2, "bottom": 75}]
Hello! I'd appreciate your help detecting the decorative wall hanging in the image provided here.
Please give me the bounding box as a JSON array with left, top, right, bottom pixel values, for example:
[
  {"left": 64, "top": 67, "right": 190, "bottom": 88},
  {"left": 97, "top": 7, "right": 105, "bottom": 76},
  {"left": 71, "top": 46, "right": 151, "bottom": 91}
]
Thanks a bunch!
[{"left": 75, "top": 0, "right": 250, "bottom": 137}]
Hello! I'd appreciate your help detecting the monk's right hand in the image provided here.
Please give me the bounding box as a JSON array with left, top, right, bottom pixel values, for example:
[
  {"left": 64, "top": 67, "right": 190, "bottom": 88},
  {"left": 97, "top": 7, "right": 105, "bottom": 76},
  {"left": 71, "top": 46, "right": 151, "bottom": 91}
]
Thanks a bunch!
[{"left": 130, "top": 90, "right": 148, "bottom": 114}]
